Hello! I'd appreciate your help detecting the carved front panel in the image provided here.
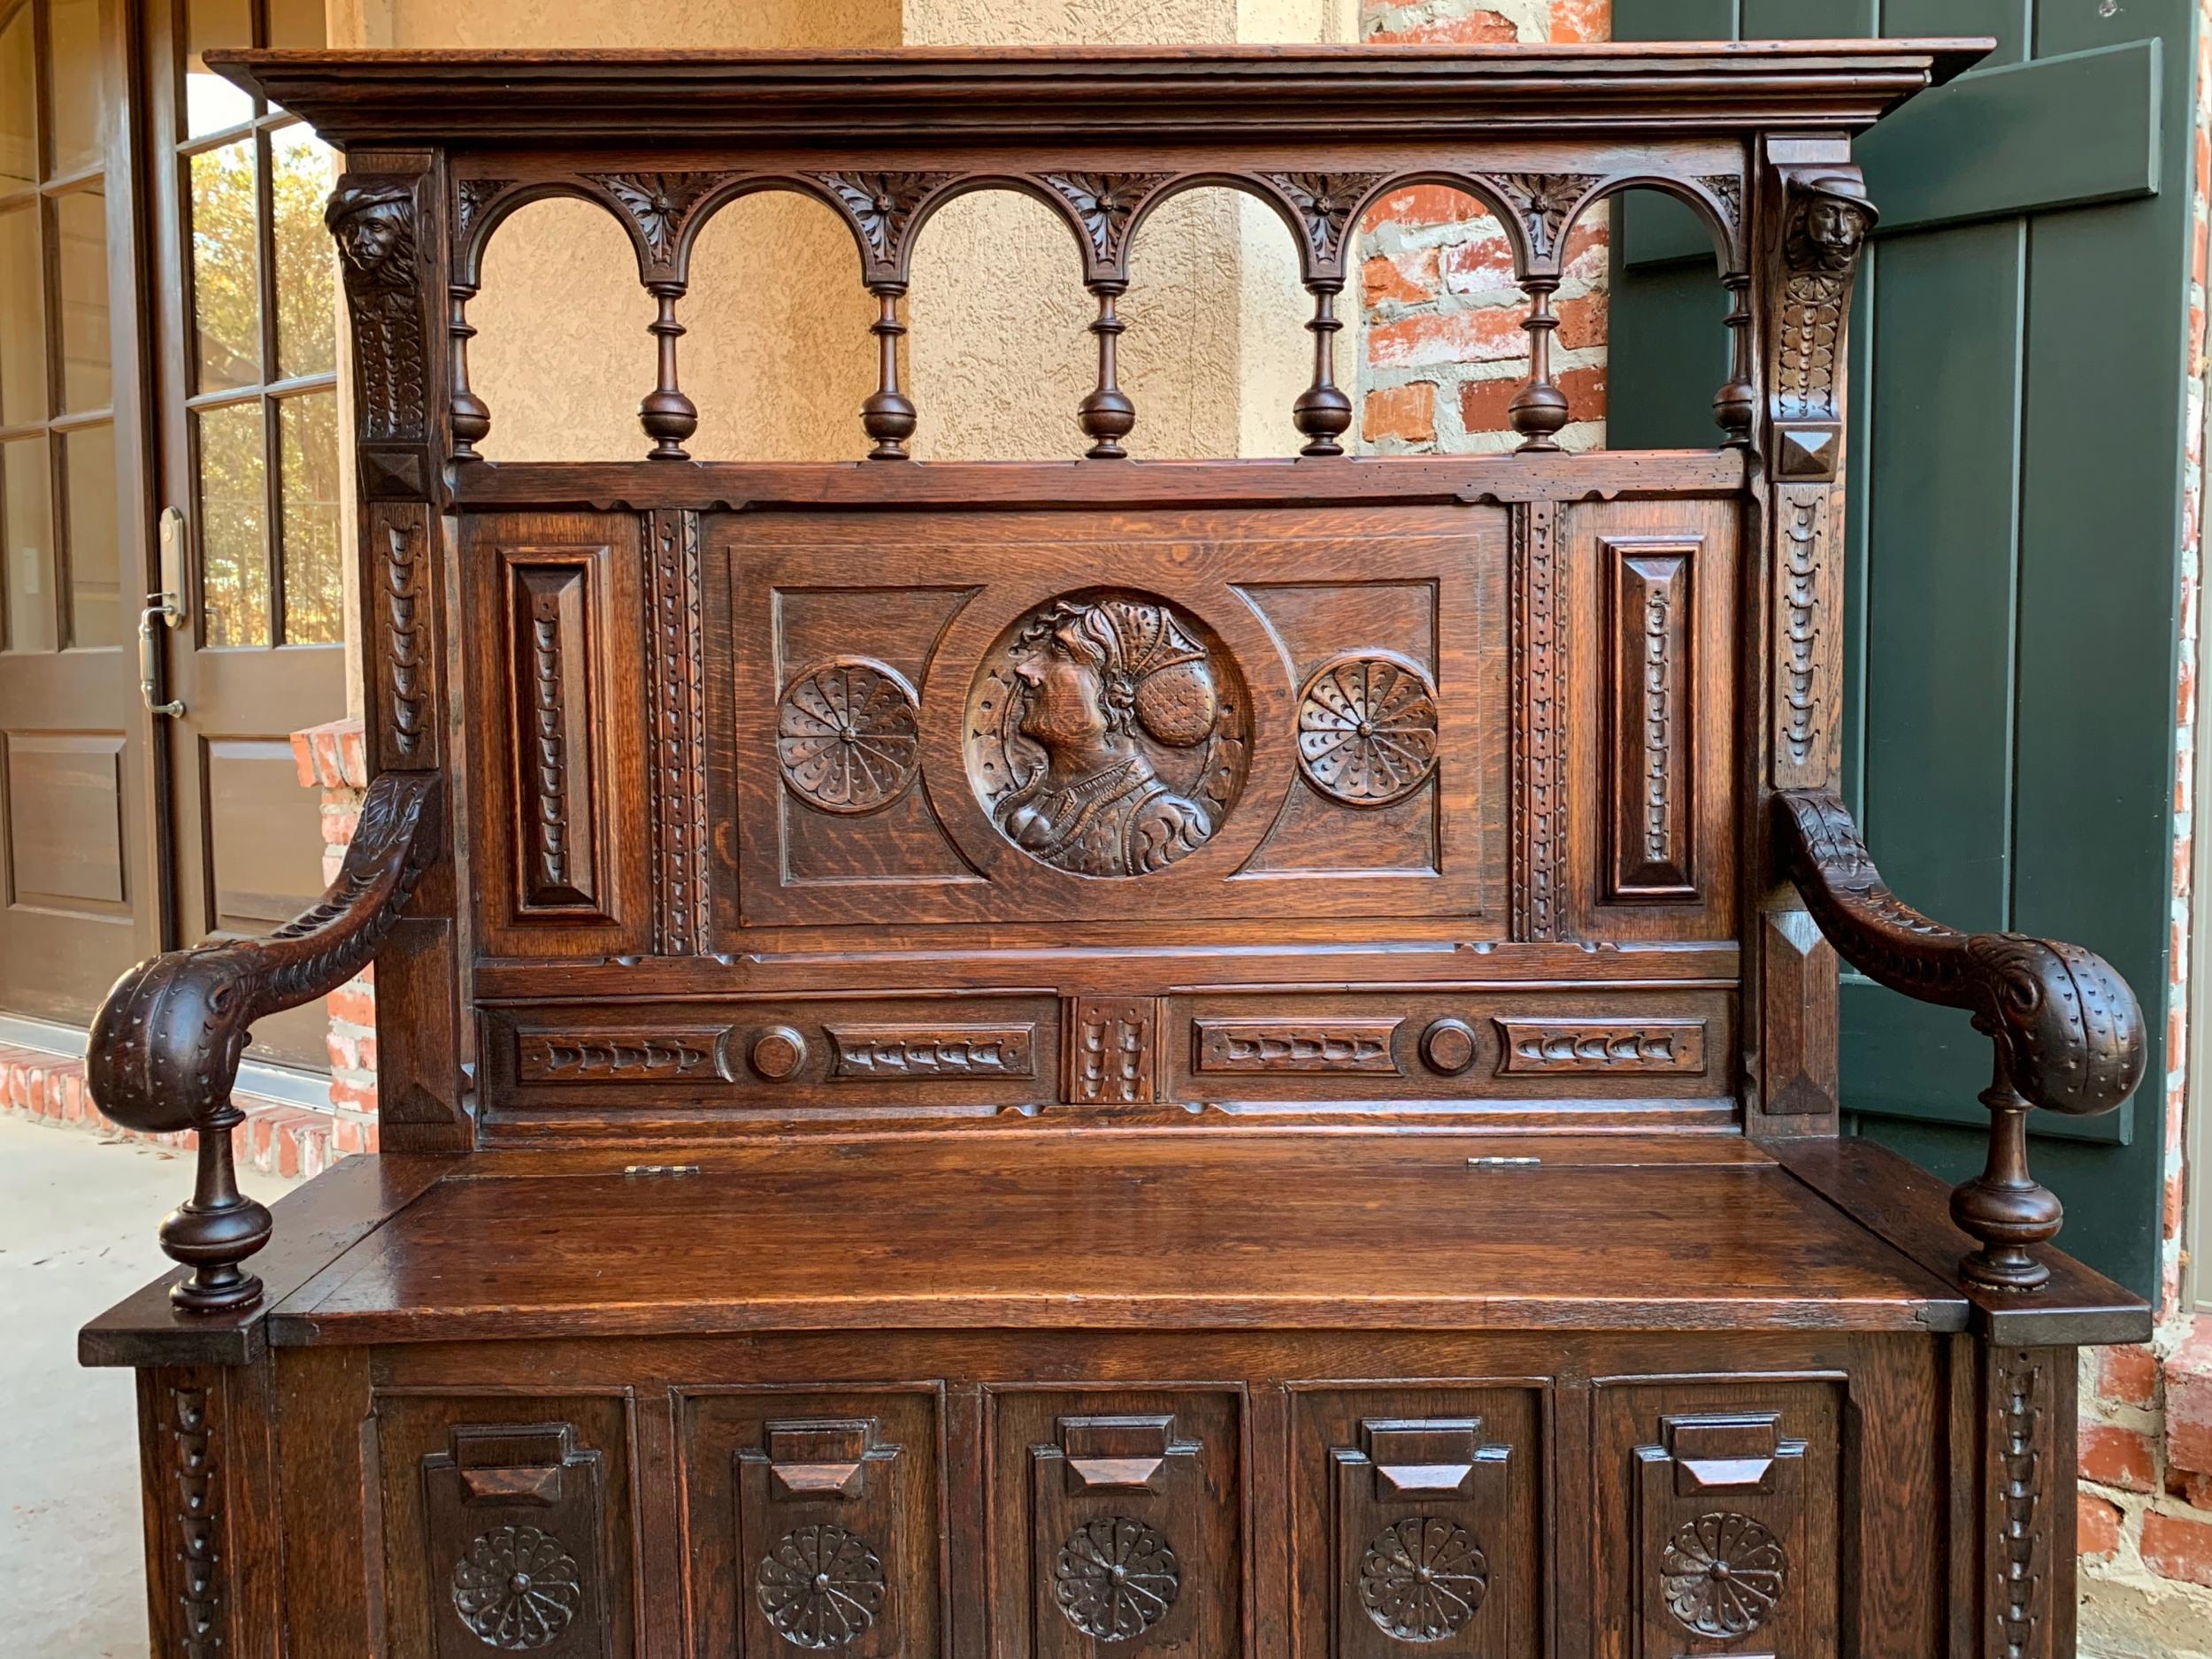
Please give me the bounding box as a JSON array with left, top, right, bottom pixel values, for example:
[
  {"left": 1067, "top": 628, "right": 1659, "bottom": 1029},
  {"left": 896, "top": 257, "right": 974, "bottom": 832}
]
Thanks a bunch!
[
  {"left": 374, "top": 1395, "right": 633, "bottom": 1659},
  {"left": 1594, "top": 1379, "right": 1841, "bottom": 1659},
  {"left": 1603, "top": 541, "right": 1695, "bottom": 900},
  {"left": 714, "top": 506, "right": 1506, "bottom": 933},
  {"left": 679, "top": 1388, "right": 941, "bottom": 1659},
  {"left": 988, "top": 1389, "right": 1241, "bottom": 1658},
  {"left": 508, "top": 558, "right": 604, "bottom": 916},
  {"left": 1289, "top": 1387, "right": 1544, "bottom": 1659}
]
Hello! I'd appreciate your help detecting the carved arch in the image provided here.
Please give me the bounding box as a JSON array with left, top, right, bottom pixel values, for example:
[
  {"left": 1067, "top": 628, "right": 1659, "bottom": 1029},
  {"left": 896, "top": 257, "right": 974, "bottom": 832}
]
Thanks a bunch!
[
  {"left": 1302, "top": 171, "right": 1535, "bottom": 284},
  {"left": 1118, "top": 171, "right": 1363, "bottom": 288},
  {"left": 1555, "top": 170, "right": 1746, "bottom": 278},
  {"left": 452, "top": 177, "right": 637, "bottom": 289},
  {"left": 897, "top": 173, "right": 1100, "bottom": 287}
]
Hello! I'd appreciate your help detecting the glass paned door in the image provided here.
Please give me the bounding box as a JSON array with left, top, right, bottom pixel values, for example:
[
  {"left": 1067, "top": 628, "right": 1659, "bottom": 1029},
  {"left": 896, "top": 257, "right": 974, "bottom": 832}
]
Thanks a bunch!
[
  {"left": 0, "top": 0, "right": 157, "bottom": 1027},
  {"left": 151, "top": 0, "right": 345, "bottom": 1068}
]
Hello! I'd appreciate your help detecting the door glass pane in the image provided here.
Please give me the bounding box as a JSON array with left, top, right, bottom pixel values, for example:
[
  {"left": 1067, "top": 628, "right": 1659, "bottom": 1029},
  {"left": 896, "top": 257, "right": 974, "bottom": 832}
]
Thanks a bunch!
[
  {"left": 61, "top": 420, "right": 116, "bottom": 647},
  {"left": 56, "top": 186, "right": 109, "bottom": 411},
  {"left": 0, "top": 199, "right": 43, "bottom": 427},
  {"left": 185, "top": 0, "right": 254, "bottom": 138},
  {"left": 46, "top": 0, "right": 104, "bottom": 179},
  {"left": 0, "top": 1, "right": 34, "bottom": 190},
  {"left": 271, "top": 124, "right": 334, "bottom": 379},
  {"left": 266, "top": 0, "right": 326, "bottom": 50},
  {"left": 277, "top": 390, "right": 338, "bottom": 643},
  {"left": 3, "top": 434, "right": 54, "bottom": 652},
  {"left": 196, "top": 400, "right": 267, "bottom": 647},
  {"left": 190, "top": 138, "right": 259, "bottom": 392}
]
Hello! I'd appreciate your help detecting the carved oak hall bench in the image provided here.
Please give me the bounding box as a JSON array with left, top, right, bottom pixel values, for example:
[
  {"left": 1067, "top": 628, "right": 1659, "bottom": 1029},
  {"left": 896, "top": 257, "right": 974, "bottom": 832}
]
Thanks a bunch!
[{"left": 79, "top": 38, "right": 2154, "bottom": 1659}]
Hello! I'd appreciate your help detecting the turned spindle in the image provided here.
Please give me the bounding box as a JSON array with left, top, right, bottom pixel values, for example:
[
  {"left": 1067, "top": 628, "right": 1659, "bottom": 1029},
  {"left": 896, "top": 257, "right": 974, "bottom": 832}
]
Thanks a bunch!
[
  {"left": 1509, "top": 279, "right": 1570, "bottom": 452},
  {"left": 641, "top": 283, "right": 698, "bottom": 460},
  {"left": 1079, "top": 288, "right": 1136, "bottom": 459},
  {"left": 1713, "top": 274, "right": 1755, "bottom": 447},
  {"left": 449, "top": 285, "right": 490, "bottom": 461},
  {"left": 1293, "top": 285, "right": 1353, "bottom": 457},
  {"left": 1951, "top": 1067, "right": 2067, "bottom": 1291},
  {"left": 861, "top": 286, "right": 918, "bottom": 460},
  {"left": 160, "top": 1100, "right": 274, "bottom": 1312}
]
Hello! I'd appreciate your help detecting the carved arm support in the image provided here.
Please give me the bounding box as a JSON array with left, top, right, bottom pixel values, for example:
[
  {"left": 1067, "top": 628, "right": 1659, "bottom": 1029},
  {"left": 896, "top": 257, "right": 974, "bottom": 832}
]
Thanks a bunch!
[
  {"left": 1774, "top": 789, "right": 2145, "bottom": 1289},
  {"left": 87, "top": 772, "right": 442, "bottom": 1312}
]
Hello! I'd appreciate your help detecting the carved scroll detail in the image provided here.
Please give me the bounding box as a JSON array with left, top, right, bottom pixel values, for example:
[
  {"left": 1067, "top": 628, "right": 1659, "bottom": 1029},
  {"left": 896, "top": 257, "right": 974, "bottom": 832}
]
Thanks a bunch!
[
  {"left": 1778, "top": 494, "right": 1824, "bottom": 775},
  {"left": 589, "top": 171, "right": 721, "bottom": 268},
  {"left": 453, "top": 176, "right": 517, "bottom": 265},
  {"left": 647, "top": 512, "right": 709, "bottom": 952},
  {"left": 827, "top": 1024, "right": 1036, "bottom": 1079},
  {"left": 1040, "top": 172, "right": 1173, "bottom": 274},
  {"left": 1698, "top": 173, "right": 1743, "bottom": 238},
  {"left": 518, "top": 1032, "right": 721, "bottom": 1082},
  {"left": 1511, "top": 503, "right": 1568, "bottom": 941},
  {"left": 1608, "top": 545, "right": 1694, "bottom": 898},
  {"left": 327, "top": 176, "right": 428, "bottom": 442},
  {"left": 1488, "top": 171, "right": 1601, "bottom": 269},
  {"left": 1494, "top": 1018, "right": 1706, "bottom": 1075},
  {"left": 1066, "top": 997, "right": 1156, "bottom": 1104},
  {"left": 171, "top": 1385, "right": 222, "bottom": 1659},
  {"left": 1194, "top": 1018, "right": 1403, "bottom": 1075}
]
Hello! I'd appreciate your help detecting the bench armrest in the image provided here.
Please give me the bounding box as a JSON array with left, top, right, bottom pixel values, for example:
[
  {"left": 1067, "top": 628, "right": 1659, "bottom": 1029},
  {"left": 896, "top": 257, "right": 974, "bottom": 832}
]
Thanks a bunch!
[
  {"left": 86, "top": 771, "right": 441, "bottom": 1312},
  {"left": 1774, "top": 788, "right": 2145, "bottom": 1288}
]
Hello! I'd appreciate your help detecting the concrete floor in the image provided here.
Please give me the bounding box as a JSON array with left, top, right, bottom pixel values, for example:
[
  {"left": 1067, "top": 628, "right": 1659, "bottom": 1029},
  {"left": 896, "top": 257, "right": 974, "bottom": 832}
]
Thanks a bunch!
[{"left": 0, "top": 1116, "right": 296, "bottom": 1658}]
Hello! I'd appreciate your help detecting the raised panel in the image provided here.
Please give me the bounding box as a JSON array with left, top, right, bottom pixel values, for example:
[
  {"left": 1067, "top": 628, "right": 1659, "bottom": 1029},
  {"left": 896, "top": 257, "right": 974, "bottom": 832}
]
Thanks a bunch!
[
  {"left": 373, "top": 1394, "right": 634, "bottom": 1659},
  {"left": 509, "top": 558, "right": 604, "bottom": 917},
  {"left": 3, "top": 731, "right": 126, "bottom": 912},
  {"left": 1593, "top": 1379, "right": 1842, "bottom": 1659},
  {"left": 989, "top": 1388, "right": 1241, "bottom": 1659},
  {"left": 680, "top": 1387, "right": 942, "bottom": 1659},
  {"left": 1290, "top": 1386, "right": 1545, "bottom": 1659},
  {"left": 1602, "top": 541, "right": 1694, "bottom": 900}
]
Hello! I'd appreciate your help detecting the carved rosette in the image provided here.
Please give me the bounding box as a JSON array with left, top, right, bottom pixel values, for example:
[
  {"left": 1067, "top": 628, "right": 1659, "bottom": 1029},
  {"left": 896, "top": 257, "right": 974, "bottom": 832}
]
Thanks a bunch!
[
  {"left": 1659, "top": 1512, "right": 1786, "bottom": 1640},
  {"left": 1263, "top": 171, "right": 1386, "bottom": 277},
  {"left": 1041, "top": 172, "right": 1173, "bottom": 279},
  {"left": 326, "top": 176, "right": 428, "bottom": 444},
  {"left": 588, "top": 171, "right": 720, "bottom": 273},
  {"left": 1360, "top": 1517, "right": 1487, "bottom": 1642},
  {"left": 1488, "top": 171, "right": 1601, "bottom": 271},
  {"left": 1054, "top": 1517, "right": 1180, "bottom": 1640},
  {"left": 818, "top": 171, "right": 956, "bottom": 283},
  {"left": 1296, "top": 651, "right": 1439, "bottom": 807},
  {"left": 450, "top": 1525, "right": 582, "bottom": 1650},
  {"left": 777, "top": 658, "right": 922, "bottom": 815},
  {"left": 755, "top": 1524, "right": 887, "bottom": 1650}
]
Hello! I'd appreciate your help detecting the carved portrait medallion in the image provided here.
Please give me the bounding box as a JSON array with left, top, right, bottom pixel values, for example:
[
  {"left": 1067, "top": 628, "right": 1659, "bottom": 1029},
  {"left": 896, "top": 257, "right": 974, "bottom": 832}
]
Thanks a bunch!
[{"left": 964, "top": 589, "right": 1249, "bottom": 877}]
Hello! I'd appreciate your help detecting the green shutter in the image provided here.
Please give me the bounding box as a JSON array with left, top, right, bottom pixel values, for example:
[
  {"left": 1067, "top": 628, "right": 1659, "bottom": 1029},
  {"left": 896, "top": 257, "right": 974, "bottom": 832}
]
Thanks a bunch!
[{"left": 1610, "top": 0, "right": 2191, "bottom": 1298}]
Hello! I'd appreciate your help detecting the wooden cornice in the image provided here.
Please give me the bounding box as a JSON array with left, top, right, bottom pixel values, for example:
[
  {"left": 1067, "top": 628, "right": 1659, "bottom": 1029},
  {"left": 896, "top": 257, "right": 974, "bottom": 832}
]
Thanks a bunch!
[{"left": 211, "top": 41, "right": 1993, "bottom": 148}]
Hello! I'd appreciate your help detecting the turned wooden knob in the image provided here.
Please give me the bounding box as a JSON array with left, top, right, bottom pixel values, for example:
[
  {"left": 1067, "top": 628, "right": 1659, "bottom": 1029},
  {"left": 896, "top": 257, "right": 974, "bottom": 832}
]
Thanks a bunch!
[
  {"left": 749, "top": 1026, "right": 809, "bottom": 1081},
  {"left": 1421, "top": 1018, "right": 1479, "bottom": 1075}
]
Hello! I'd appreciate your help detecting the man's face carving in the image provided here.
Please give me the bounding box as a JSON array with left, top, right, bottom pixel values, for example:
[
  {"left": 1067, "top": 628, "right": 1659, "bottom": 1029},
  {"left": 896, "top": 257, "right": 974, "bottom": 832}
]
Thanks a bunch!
[
  {"left": 1014, "top": 644, "right": 1108, "bottom": 750},
  {"left": 339, "top": 209, "right": 400, "bottom": 274}
]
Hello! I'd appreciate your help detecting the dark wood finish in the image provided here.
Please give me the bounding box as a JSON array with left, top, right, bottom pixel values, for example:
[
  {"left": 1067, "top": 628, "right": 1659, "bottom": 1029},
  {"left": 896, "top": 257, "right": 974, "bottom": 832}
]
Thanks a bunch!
[{"left": 73, "top": 36, "right": 2160, "bottom": 1659}]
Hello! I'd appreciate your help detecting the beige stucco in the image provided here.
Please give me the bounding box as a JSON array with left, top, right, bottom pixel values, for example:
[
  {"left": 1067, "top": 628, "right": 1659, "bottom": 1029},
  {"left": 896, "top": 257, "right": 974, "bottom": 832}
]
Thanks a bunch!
[{"left": 334, "top": 0, "right": 1355, "bottom": 465}]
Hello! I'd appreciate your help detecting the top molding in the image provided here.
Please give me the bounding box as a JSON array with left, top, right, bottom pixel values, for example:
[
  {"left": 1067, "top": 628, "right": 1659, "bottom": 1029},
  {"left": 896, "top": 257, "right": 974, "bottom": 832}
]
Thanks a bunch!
[{"left": 211, "top": 40, "right": 1993, "bottom": 148}]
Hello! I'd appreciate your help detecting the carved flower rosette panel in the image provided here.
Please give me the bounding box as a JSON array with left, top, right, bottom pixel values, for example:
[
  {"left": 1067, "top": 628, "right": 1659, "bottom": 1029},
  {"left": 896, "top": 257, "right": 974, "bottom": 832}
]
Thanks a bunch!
[
  {"left": 755, "top": 1524, "right": 887, "bottom": 1649},
  {"left": 777, "top": 658, "right": 922, "bottom": 816},
  {"left": 1659, "top": 1510, "right": 1786, "bottom": 1640},
  {"left": 1359, "top": 1517, "right": 1487, "bottom": 1642},
  {"left": 450, "top": 1525, "right": 581, "bottom": 1651},
  {"left": 1296, "top": 650, "right": 1439, "bottom": 808},
  {"left": 1054, "top": 1516, "right": 1181, "bottom": 1640},
  {"left": 964, "top": 588, "right": 1251, "bottom": 878}
]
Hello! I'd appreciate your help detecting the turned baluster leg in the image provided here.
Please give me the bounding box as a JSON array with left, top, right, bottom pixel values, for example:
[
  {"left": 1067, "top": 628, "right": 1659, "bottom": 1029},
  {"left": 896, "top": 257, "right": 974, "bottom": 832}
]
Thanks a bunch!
[
  {"left": 449, "top": 284, "right": 490, "bottom": 462},
  {"left": 162, "top": 1093, "right": 274, "bottom": 1312},
  {"left": 1079, "top": 286, "right": 1135, "bottom": 459},
  {"left": 1293, "top": 284, "right": 1353, "bottom": 457},
  {"left": 1714, "top": 274, "right": 1755, "bottom": 448},
  {"left": 1509, "top": 279, "right": 1570, "bottom": 452},
  {"left": 861, "top": 286, "right": 917, "bottom": 460},
  {"left": 641, "top": 283, "right": 698, "bottom": 461},
  {"left": 1951, "top": 1058, "right": 2064, "bottom": 1291}
]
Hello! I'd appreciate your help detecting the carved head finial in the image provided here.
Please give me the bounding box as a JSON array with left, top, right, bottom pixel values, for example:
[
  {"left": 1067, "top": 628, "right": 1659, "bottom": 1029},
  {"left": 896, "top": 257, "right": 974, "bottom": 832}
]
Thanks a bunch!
[
  {"left": 1785, "top": 174, "right": 1877, "bottom": 274},
  {"left": 326, "top": 179, "right": 419, "bottom": 288}
]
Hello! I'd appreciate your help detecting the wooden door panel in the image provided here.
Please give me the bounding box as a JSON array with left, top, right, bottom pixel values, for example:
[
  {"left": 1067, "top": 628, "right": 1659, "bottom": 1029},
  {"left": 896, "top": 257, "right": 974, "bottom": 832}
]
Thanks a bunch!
[
  {"left": 680, "top": 1386, "right": 944, "bottom": 1659},
  {"left": 4, "top": 730, "right": 129, "bottom": 910}
]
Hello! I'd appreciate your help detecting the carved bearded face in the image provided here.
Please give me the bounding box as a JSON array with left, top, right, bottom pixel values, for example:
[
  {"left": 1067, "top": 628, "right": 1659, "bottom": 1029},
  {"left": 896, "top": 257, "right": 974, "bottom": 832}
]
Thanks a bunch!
[{"left": 1790, "top": 183, "right": 1875, "bottom": 275}]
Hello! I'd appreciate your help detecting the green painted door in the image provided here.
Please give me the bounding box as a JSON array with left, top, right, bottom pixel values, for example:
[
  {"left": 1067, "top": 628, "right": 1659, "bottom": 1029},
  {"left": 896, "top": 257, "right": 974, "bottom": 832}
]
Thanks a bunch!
[{"left": 1611, "top": 0, "right": 2193, "bottom": 1299}]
